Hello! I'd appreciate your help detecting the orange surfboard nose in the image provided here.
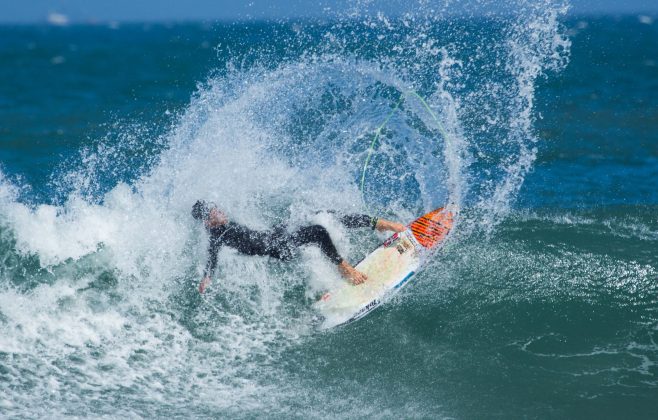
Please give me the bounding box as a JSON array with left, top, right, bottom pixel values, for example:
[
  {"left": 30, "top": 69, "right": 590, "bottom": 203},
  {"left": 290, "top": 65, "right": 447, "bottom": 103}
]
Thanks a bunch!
[{"left": 409, "top": 207, "right": 454, "bottom": 249}]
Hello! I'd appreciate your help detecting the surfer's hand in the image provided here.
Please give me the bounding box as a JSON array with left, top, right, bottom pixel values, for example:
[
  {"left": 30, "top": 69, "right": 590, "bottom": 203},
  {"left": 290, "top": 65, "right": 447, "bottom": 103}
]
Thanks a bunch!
[
  {"left": 199, "top": 276, "right": 212, "bottom": 294},
  {"left": 350, "top": 271, "right": 367, "bottom": 285},
  {"left": 376, "top": 219, "right": 406, "bottom": 233},
  {"left": 338, "top": 261, "right": 368, "bottom": 285}
]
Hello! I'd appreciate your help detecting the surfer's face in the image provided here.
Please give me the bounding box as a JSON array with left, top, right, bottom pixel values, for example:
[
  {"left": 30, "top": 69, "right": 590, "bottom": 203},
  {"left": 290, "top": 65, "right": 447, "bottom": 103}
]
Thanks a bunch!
[{"left": 206, "top": 207, "right": 228, "bottom": 227}]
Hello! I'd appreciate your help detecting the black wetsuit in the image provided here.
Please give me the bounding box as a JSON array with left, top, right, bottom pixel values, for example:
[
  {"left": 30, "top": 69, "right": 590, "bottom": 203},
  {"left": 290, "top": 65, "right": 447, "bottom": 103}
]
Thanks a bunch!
[{"left": 203, "top": 213, "right": 378, "bottom": 277}]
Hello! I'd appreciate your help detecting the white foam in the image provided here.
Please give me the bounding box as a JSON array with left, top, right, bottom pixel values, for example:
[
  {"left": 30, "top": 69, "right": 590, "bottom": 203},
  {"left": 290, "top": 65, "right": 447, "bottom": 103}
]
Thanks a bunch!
[{"left": 638, "top": 15, "right": 654, "bottom": 25}]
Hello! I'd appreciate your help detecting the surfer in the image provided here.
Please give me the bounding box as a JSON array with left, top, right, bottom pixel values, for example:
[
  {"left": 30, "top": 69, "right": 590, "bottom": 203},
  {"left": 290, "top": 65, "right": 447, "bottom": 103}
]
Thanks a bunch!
[{"left": 192, "top": 200, "right": 406, "bottom": 293}]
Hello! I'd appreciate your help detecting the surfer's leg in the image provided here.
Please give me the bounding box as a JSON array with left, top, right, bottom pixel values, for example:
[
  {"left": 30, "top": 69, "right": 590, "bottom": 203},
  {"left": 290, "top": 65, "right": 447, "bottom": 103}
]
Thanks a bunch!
[
  {"left": 289, "top": 225, "right": 343, "bottom": 264},
  {"left": 289, "top": 225, "right": 367, "bottom": 284}
]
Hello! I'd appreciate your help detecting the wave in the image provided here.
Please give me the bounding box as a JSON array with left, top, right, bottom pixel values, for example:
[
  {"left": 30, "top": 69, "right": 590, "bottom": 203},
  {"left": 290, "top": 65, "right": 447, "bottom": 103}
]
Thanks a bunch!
[{"left": 0, "top": 1, "right": 574, "bottom": 416}]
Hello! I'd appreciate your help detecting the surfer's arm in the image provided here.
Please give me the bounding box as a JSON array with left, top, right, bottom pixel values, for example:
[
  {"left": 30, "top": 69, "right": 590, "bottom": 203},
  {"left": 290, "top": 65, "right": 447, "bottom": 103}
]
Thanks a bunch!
[
  {"left": 374, "top": 219, "right": 406, "bottom": 233},
  {"left": 339, "top": 214, "right": 405, "bottom": 233},
  {"left": 199, "top": 239, "right": 221, "bottom": 294},
  {"left": 338, "top": 214, "right": 379, "bottom": 229}
]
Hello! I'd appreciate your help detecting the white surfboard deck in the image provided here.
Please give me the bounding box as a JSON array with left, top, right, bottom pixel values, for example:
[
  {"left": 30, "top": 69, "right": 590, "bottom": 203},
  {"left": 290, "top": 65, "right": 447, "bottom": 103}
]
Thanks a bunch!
[
  {"left": 314, "top": 207, "right": 454, "bottom": 330},
  {"left": 314, "top": 229, "right": 426, "bottom": 329}
]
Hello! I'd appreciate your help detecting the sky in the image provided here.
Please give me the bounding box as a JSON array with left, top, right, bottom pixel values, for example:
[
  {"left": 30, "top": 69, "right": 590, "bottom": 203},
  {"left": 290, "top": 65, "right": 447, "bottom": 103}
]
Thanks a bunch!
[{"left": 0, "top": 0, "right": 656, "bottom": 23}]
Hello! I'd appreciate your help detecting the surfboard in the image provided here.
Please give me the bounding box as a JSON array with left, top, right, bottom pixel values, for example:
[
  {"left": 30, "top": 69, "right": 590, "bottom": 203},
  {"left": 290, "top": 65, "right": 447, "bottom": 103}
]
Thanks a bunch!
[{"left": 314, "top": 206, "right": 455, "bottom": 329}]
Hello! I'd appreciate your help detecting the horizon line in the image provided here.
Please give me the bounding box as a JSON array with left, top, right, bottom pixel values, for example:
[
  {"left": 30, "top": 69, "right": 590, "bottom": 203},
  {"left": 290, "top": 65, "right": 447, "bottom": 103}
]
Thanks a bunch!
[{"left": 0, "top": 10, "right": 655, "bottom": 27}]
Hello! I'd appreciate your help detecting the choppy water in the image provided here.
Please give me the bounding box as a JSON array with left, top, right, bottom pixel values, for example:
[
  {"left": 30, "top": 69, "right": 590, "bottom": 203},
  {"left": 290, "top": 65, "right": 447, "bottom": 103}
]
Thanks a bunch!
[{"left": 0, "top": 1, "right": 657, "bottom": 418}]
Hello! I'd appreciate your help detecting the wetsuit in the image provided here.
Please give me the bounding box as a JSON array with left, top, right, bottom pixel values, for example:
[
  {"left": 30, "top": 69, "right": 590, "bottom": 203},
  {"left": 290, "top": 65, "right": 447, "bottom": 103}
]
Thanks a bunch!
[{"left": 203, "top": 213, "right": 378, "bottom": 278}]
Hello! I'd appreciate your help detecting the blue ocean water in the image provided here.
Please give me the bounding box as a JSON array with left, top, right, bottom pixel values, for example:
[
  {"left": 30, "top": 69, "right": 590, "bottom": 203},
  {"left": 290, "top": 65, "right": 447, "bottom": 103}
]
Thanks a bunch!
[{"left": 0, "top": 2, "right": 657, "bottom": 418}]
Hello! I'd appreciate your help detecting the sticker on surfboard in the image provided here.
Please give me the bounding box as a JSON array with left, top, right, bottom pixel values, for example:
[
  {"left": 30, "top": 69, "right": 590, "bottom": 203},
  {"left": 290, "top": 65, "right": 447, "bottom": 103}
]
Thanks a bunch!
[{"left": 314, "top": 206, "right": 455, "bottom": 329}]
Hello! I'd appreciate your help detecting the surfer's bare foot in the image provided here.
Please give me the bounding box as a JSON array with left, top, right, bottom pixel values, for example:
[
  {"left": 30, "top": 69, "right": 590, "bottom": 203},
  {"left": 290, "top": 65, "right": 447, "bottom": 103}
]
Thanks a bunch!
[
  {"left": 199, "top": 276, "right": 211, "bottom": 294},
  {"left": 376, "top": 219, "right": 406, "bottom": 233},
  {"left": 338, "top": 261, "right": 368, "bottom": 285}
]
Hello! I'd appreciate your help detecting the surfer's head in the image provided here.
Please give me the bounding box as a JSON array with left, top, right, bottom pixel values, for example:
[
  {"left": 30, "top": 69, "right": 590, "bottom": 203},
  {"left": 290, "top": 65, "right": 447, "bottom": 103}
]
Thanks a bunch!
[
  {"left": 192, "top": 200, "right": 211, "bottom": 221},
  {"left": 192, "top": 200, "right": 228, "bottom": 227}
]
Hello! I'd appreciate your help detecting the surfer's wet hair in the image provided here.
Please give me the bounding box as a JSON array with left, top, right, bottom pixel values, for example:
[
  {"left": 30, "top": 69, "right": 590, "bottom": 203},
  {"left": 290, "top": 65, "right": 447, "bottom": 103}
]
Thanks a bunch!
[{"left": 192, "top": 200, "right": 215, "bottom": 221}]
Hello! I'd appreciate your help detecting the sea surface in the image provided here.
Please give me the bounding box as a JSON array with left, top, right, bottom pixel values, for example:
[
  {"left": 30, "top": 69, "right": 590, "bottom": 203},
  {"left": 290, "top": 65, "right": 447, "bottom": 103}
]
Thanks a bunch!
[{"left": 0, "top": 1, "right": 657, "bottom": 418}]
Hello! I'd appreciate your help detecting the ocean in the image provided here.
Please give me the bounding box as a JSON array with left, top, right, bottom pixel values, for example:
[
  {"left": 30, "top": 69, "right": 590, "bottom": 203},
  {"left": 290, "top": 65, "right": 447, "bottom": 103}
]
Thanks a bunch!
[{"left": 0, "top": 2, "right": 657, "bottom": 418}]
